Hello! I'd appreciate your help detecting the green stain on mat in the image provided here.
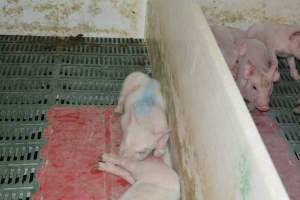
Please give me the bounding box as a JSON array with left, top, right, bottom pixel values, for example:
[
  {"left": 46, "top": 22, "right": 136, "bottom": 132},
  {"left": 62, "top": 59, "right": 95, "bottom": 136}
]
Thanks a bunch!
[{"left": 239, "top": 153, "right": 251, "bottom": 200}]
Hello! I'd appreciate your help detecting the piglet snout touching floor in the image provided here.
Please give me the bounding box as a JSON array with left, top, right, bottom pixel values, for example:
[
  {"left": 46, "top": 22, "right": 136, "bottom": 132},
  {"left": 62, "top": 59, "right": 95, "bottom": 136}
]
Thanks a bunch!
[{"left": 211, "top": 25, "right": 278, "bottom": 112}]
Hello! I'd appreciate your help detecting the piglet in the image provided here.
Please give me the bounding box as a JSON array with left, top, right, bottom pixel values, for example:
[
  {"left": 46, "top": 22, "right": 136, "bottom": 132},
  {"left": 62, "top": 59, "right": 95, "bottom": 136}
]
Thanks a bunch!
[
  {"left": 247, "top": 22, "right": 300, "bottom": 80},
  {"left": 211, "top": 25, "right": 247, "bottom": 79},
  {"left": 98, "top": 153, "right": 180, "bottom": 200},
  {"left": 115, "top": 72, "right": 170, "bottom": 160},
  {"left": 236, "top": 39, "right": 279, "bottom": 111}
]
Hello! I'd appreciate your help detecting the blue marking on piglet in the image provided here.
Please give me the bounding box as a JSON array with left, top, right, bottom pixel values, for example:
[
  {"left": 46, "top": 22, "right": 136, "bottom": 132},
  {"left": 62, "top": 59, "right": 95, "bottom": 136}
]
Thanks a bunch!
[{"left": 134, "top": 80, "right": 156, "bottom": 115}]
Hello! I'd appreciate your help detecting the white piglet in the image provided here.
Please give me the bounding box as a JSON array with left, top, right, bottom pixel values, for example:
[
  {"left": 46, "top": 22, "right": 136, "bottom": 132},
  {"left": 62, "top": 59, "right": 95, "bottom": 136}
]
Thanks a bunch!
[
  {"left": 247, "top": 22, "right": 300, "bottom": 80},
  {"left": 115, "top": 72, "right": 170, "bottom": 160},
  {"left": 98, "top": 153, "right": 180, "bottom": 200},
  {"left": 236, "top": 39, "right": 279, "bottom": 111}
]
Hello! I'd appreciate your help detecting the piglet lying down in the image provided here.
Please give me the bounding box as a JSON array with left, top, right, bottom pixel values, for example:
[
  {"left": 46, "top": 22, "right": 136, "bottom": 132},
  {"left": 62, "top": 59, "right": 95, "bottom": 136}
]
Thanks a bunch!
[
  {"left": 98, "top": 153, "right": 180, "bottom": 200},
  {"left": 115, "top": 72, "right": 170, "bottom": 161}
]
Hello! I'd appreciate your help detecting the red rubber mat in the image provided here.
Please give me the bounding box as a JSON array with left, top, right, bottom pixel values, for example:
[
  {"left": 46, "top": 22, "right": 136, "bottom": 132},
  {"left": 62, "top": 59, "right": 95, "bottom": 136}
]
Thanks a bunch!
[
  {"left": 34, "top": 107, "right": 129, "bottom": 200},
  {"left": 252, "top": 111, "right": 300, "bottom": 200}
]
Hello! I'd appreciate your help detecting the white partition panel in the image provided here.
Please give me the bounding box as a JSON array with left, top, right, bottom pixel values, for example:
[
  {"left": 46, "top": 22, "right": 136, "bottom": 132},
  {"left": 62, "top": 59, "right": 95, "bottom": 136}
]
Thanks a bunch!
[
  {"left": 146, "top": 0, "right": 289, "bottom": 199},
  {"left": 195, "top": 0, "right": 300, "bottom": 29},
  {"left": 0, "top": 0, "right": 147, "bottom": 37}
]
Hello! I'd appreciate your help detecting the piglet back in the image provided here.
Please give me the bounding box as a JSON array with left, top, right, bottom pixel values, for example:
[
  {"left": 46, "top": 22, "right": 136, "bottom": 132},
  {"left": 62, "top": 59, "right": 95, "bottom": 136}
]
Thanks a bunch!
[{"left": 120, "top": 182, "right": 180, "bottom": 200}]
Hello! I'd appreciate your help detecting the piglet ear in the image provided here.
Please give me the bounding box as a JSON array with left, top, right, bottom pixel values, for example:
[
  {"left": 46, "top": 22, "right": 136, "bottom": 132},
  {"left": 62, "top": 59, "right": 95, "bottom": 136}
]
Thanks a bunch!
[
  {"left": 289, "top": 30, "right": 300, "bottom": 40},
  {"left": 162, "top": 128, "right": 172, "bottom": 135},
  {"left": 243, "top": 61, "right": 256, "bottom": 79},
  {"left": 156, "top": 133, "right": 170, "bottom": 149},
  {"left": 238, "top": 40, "right": 247, "bottom": 56}
]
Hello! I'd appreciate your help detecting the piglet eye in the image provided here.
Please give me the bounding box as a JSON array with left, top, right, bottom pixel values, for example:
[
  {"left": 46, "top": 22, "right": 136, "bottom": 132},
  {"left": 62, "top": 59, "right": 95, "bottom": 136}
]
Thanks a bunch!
[
  {"left": 253, "top": 86, "right": 257, "bottom": 90},
  {"left": 138, "top": 149, "right": 150, "bottom": 155},
  {"left": 235, "top": 60, "right": 239, "bottom": 64},
  {"left": 138, "top": 150, "right": 146, "bottom": 155}
]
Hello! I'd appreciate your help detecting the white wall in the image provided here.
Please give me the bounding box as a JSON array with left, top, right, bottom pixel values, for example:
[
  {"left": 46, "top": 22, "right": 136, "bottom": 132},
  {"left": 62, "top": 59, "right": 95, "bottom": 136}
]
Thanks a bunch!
[
  {"left": 194, "top": 0, "right": 300, "bottom": 29},
  {"left": 0, "top": 0, "right": 147, "bottom": 37},
  {"left": 146, "top": 0, "right": 289, "bottom": 199}
]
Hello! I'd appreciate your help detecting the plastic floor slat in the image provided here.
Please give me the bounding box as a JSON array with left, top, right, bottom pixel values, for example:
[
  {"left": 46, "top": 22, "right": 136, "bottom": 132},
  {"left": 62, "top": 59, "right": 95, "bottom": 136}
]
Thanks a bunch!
[
  {"left": 271, "top": 58, "right": 300, "bottom": 163},
  {"left": 0, "top": 35, "right": 151, "bottom": 200}
]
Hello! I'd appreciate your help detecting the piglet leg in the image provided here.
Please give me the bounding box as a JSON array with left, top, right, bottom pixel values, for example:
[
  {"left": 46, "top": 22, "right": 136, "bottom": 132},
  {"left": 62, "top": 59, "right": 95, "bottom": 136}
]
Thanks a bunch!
[
  {"left": 269, "top": 50, "right": 281, "bottom": 81},
  {"left": 115, "top": 100, "right": 125, "bottom": 114},
  {"left": 153, "top": 134, "right": 169, "bottom": 157},
  {"left": 153, "top": 149, "right": 165, "bottom": 157},
  {"left": 102, "top": 153, "right": 137, "bottom": 173},
  {"left": 98, "top": 161, "right": 135, "bottom": 184},
  {"left": 115, "top": 74, "right": 143, "bottom": 114},
  {"left": 293, "top": 99, "right": 300, "bottom": 114},
  {"left": 115, "top": 88, "right": 129, "bottom": 114},
  {"left": 288, "top": 57, "right": 300, "bottom": 80}
]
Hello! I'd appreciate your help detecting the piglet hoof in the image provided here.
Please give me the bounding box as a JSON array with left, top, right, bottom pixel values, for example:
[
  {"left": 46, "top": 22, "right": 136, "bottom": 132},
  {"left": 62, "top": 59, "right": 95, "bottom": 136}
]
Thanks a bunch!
[
  {"left": 273, "top": 71, "right": 281, "bottom": 82},
  {"left": 291, "top": 72, "right": 300, "bottom": 81},
  {"left": 98, "top": 155, "right": 104, "bottom": 162},
  {"left": 102, "top": 153, "right": 120, "bottom": 164},
  {"left": 114, "top": 106, "right": 123, "bottom": 115},
  {"left": 293, "top": 106, "right": 300, "bottom": 114},
  {"left": 97, "top": 162, "right": 110, "bottom": 171},
  {"left": 101, "top": 153, "right": 110, "bottom": 162},
  {"left": 292, "top": 76, "right": 300, "bottom": 81},
  {"left": 153, "top": 149, "right": 165, "bottom": 157}
]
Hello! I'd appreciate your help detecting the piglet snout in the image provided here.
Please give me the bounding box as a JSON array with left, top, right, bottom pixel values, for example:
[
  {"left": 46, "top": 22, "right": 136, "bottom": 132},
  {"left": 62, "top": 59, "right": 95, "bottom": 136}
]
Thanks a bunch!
[
  {"left": 257, "top": 106, "right": 270, "bottom": 112},
  {"left": 257, "top": 97, "right": 270, "bottom": 112}
]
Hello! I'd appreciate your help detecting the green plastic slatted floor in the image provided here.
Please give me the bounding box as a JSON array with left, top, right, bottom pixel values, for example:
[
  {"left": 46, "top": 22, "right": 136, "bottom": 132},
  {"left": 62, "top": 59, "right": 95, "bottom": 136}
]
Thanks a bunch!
[
  {"left": 270, "top": 59, "right": 300, "bottom": 163},
  {"left": 0, "top": 35, "right": 151, "bottom": 200}
]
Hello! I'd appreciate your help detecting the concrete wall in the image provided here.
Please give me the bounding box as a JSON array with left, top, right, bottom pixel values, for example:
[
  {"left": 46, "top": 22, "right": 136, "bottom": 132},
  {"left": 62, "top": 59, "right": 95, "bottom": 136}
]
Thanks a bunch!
[
  {"left": 146, "top": 0, "right": 289, "bottom": 199},
  {"left": 194, "top": 0, "right": 300, "bottom": 29},
  {"left": 0, "top": 0, "right": 147, "bottom": 37}
]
